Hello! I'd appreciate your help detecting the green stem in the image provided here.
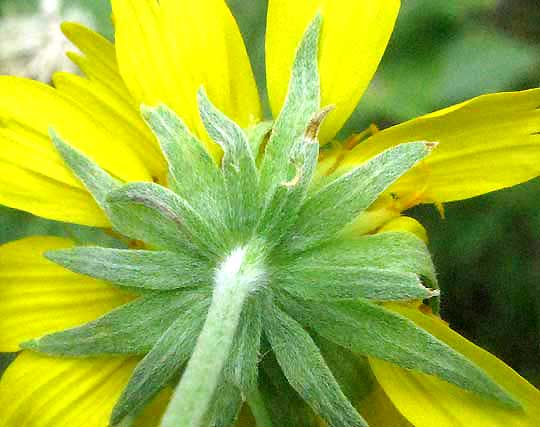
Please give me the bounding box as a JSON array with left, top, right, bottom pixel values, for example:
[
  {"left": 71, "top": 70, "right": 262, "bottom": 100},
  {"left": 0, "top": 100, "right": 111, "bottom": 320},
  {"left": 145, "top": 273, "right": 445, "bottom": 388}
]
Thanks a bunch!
[
  {"left": 162, "top": 244, "right": 265, "bottom": 427},
  {"left": 247, "top": 388, "right": 274, "bottom": 427}
]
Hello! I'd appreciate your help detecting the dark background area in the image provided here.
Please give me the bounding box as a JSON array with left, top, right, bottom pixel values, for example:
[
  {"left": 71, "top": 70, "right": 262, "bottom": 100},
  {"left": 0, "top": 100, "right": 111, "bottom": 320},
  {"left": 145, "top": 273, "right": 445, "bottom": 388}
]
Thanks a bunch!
[{"left": 0, "top": 0, "right": 539, "bottom": 384}]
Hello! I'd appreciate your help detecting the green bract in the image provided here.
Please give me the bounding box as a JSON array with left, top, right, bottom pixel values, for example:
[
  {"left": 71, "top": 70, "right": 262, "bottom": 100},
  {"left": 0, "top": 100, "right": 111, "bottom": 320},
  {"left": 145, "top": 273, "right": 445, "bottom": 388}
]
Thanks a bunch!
[{"left": 26, "top": 15, "right": 520, "bottom": 427}]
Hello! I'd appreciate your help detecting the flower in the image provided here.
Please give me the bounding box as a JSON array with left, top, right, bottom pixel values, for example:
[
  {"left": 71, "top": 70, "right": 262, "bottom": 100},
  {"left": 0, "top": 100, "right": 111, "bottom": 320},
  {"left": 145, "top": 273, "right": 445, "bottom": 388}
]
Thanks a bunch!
[{"left": 0, "top": 1, "right": 539, "bottom": 427}]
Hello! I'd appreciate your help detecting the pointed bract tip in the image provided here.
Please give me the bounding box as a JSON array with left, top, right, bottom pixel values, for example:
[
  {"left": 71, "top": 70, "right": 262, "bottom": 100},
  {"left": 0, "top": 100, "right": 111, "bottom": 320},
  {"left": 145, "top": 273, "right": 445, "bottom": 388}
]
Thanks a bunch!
[
  {"left": 48, "top": 126, "right": 59, "bottom": 141},
  {"left": 140, "top": 103, "right": 152, "bottom": 117},
  {"left": 49, "top": 128, "right": 68, "bottom": 155},
  {"left": 312, "top": 11, "right": 323, "bottom": 26},
  {"left": 141, "top": 104, "right": 176, "bottom": 126},
  {"left": 19, "top": 338, "right": 39, "bottom": 351},
  {"left": 140, "top": 103, "right": 169, "bottom": 118},
  {"left": 196, "top": 86, "right": 214, "bottom": 119},
  {"left": 424, "top": 141, "right": 439, "bottom": 151},
  {"left": 428, "top": 288, "right": 441, "bottom": 298},
  {"left": 197, "top": 85, "right": 209, "bottom": 101},
  {"left": 496, "top": 388, "right": 524, "bottom": 411},
  {"left": 305, "top": 105, "right": 335, "bottom": 142},
  {"left": 43, "top": 249, "right": 61, "bottom": 263}
]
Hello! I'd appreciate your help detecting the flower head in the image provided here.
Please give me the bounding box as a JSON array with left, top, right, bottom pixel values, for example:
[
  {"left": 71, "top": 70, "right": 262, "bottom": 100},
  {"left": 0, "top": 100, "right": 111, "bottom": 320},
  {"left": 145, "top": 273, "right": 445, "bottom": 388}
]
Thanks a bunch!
[{"left": 0, "top": 1, "right": 539, "bottom": 427}]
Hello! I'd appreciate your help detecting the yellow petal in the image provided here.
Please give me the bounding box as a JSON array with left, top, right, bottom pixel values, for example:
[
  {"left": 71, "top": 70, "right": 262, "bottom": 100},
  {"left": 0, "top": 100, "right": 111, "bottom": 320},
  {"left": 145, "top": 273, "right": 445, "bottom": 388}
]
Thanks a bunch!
[
  {"left": 0, "top": 152, "right": 107, "bottom": 227},
  {"left": 340, "top": 89, "right": 540, "bottom": 204},
  {"left": 112, "top": 0, "right": 261, "bottom": 156},
  {"left": 0, "top": 76, "right": 150, "bottom": 182},
  {"left": 0, "top": 351, "right": 137, "bottom": 427},
  {"left": 338, "top": 195, "right": 401, "bottom": 237},
  {"left": 61, "top": 23, "right": 166, "bottom": 180},
  {"left": 160, "top": 0, "right": 261, "bottom": 127},
  {"left": 0, "top": 76, "right": 152, "bottom": 225},
  {"left": 370, "top": 305, "right": 540, "bottom": 427},
  {"left": 111, "top": 0, "right": 176, "bottom": 113},
  {"left": 53, "top": 72, "right": 166, "bottom": 181},
  {"left": 61, "top": 22, "right": 131, "bottom": 104},
  {"left": 358, "top": 382, "right": 413, "bottom": 427},
  {"left": 378, "top": 216, "right": 429, "bottom": 243},
  {"left": 266, "top": 0, "right": 400, "bottom": 143},
  {"left": 0, "top": 237, "right": 132, "bottom": 352}
]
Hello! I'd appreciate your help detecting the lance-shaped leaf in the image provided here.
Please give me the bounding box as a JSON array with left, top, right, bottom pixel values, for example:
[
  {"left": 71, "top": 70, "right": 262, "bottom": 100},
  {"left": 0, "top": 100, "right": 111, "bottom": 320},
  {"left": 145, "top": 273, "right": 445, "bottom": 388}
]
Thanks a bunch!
[
  {"left": 286, "top": 141, "right": 435, "bottom": 253},
  {"left": 260, "top": 353, "right": 319, "bottom": 427},
  {"left": 279, "top": 295, "right": 520, "bottom": 408},
  {"left": 22, "top": 290, "right": 209, "bottom": 356},
  {"left": 332, "top": 232, "right": 437, "bottom": 287},
  {"left": 257, "top": 109, "right": 329, "bottom": 247},
  {"left": 257, "top": 16, "right": 329, "bottom": 247},
  {"left": 275, "top": 231, "right": 437, "bottom": 301},
  {"left": 198, "top": 88, "right": 260, "bottom": 235},
  {"left": 111, "top": 297, "right": 209, "bottom": 425},
  {"left": 259, "top": 15, "right": 322, "bottom": 203},
  {"left": 141, "top": 105, "right": 230, "bottom": 246},
  {"left": 245, "top": 389, "right": 274, "bottom": 427},
  {"left": 314, "top": 335, "right": 374, "bottom": 404},
  {"left": 224, "top": 296, "right": 263, "bottom": 393},
  {"left": 107, "top": 182, "right": 225, "bottom": 257},
  {"left": 141, "top": 106, "right": 228, "bottom": 210},
  {"left": 205, "top": 382, "right": 243, "bottom": 427},
  {"left": 264, "top": 302, "right": 368, "bottom": 427},
  {"left": 50, "top": 129, "right": 119, "bottom": 210},
  {"left": 46, "top": 247, "right": 212, "bottom": 291},
  {"left": 278, "top": 268, "right": 430, "bottom": 302}
]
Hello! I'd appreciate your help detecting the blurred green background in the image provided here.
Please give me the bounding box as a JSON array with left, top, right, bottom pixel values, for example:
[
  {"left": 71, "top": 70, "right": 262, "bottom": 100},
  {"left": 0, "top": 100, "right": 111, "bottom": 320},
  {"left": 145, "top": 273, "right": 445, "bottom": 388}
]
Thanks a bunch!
[{"left": 0, "top": 0, "right": 539, "bottom": 384}]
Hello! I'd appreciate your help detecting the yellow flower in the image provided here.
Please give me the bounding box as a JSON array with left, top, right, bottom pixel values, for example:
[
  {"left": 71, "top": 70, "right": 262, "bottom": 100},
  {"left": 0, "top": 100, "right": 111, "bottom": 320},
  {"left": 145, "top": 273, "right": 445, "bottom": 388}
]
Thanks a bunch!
[{"left": 0, "top": 1, "right": 539, "bottom": 427}]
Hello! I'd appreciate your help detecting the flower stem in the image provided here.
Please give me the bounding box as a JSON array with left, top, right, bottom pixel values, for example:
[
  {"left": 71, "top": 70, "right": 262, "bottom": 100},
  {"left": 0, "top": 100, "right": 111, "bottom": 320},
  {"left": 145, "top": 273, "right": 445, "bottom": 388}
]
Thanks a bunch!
[{"left": 162, "top": 244, "right": 265, "bottom": 427}]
